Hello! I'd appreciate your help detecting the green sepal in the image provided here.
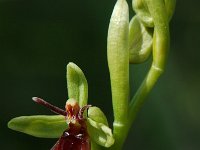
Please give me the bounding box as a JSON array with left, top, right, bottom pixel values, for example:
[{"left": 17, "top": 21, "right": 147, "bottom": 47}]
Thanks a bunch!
[
  {"left": 129, "top": 16, "right": 153, "bottom": 64},
  {"left": 8, "top": 115, "right": 67, "bottom": 138},
  {"left": 87, "top": 118, "right": 115, "bottom": 148},
  {"left": 87, "top": 107, "right": 114, "bottom": 148},
  {"left": 67, "top": 62, "right": 88, "bottom": 107},
  {"left": 91, "top": 140, "right": 102, "bottom": 150},
  {"left": 88, "top": 106, "right": 108, "bottom": 126}
]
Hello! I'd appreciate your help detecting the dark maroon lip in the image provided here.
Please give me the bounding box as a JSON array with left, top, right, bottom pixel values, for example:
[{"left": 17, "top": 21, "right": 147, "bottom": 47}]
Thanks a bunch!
[{"left": 32, "top": 97, "right": 91, "bottom": 150}]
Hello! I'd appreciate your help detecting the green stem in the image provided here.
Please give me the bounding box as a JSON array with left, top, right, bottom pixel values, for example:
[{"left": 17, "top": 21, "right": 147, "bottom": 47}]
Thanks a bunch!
[
  {"left": 108, "top": 122, "right": 129, "bottom": 150},
  {"left": 126, "top": 0, "right": 172, "bottom": 146},
  {"left": 146, "top": 0, "right": 169, "bottom": 70},
  {"left": 110, "top": 64, "right": 163, "bottom": 150}
]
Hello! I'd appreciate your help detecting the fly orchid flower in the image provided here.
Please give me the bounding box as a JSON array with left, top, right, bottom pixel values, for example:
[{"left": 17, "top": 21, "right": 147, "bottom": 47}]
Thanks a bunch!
[{"left": 8, "top": 63, "right": 114, "bottom": 150}]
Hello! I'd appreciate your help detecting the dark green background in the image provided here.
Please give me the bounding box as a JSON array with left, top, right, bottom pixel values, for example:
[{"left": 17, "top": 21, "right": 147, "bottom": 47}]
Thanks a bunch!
[{"left": 1, "top": 0, "right": 200, "bottom": 149}]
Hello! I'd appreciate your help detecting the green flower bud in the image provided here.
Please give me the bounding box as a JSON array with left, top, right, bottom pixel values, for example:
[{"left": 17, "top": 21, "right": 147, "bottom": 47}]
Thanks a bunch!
[
  {"left": 164, "top": 0, "right": 176, "bottom": 21},
  {"left": 133, "top": 0, "right": 176, "bottom": 27},
  {"left": 132, "top": 0, "right": 154, "bottom": 27},
  {"left": 107, "top": 0, "right": 129, "bottom": 125},
  {"left": 129, "top": 16, "right": 153, "bottom": 64}
]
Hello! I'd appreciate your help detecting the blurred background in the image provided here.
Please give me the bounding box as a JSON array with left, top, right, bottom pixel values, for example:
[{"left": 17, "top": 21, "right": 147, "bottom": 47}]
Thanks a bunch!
[{"left": 1, "top": 0, "right": 200, "bottom": 149}]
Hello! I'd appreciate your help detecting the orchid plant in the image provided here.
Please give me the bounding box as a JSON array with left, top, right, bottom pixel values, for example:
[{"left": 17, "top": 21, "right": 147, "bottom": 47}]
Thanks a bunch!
[{"left": 8, "top": 0, "right": 176, "bottom": 149}]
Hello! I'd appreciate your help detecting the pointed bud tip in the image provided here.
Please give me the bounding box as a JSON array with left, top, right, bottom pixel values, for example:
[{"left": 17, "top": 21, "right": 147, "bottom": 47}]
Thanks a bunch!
[{"left": 66, "top": 62, "right": 75, "bottom": 70}]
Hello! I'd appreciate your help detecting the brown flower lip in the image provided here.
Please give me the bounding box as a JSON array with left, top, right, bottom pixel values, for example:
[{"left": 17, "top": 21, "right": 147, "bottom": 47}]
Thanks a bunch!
[{"left": 32, "top": 97, "right": 91, "bottom": 150}]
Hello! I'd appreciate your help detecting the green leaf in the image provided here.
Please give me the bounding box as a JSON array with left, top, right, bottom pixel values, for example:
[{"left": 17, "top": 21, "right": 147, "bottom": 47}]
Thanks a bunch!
[
  {"left": 67, "top": 62, "right": 88, "bottom": 107},
  {"left": 129, "top": 16, "right": 153, "bottom": 64},
  {"left": 87, "top": 118, "right": 115, "bottom": 148},
  {"left": 8, "top": 115, "right": 67, "bottom": 138}
]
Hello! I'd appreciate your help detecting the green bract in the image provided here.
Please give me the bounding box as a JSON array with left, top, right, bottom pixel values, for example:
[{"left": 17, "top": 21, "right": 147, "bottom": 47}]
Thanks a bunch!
[
  {"left": 88, "top": 106, "right": 108, "bottom": 126},
  {"left": 8, "top": 115, "right": 67, "bottom": 138},
  {"left": 129, "top": 16, "right": 153, "bottom": 63}
]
